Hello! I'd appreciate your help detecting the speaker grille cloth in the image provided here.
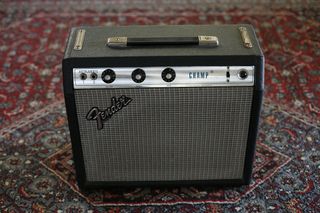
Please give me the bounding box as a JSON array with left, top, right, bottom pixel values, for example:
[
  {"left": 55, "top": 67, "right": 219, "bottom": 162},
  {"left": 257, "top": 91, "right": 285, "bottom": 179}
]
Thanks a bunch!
[{"left": 74, "top": 87, "right": 253, "bottom": 182}]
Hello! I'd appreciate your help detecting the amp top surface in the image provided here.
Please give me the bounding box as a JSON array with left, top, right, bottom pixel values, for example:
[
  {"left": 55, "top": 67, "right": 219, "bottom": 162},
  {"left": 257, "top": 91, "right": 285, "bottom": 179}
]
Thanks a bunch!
[{"left": 64, "top": 24, "right": 263, "bottom": 59}]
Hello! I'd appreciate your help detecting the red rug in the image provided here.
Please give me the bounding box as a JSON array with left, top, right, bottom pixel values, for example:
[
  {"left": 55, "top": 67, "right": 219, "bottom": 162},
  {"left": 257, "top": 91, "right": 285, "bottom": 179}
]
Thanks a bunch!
[
  {"left": 41, "top": 142, "right": 290, "bottom": 206},
  {"left": 0, "top": 1, "right": 319, "bottom": 129},
  {"left": 0, "top": 1, "right": 319, "bottom": 212}
]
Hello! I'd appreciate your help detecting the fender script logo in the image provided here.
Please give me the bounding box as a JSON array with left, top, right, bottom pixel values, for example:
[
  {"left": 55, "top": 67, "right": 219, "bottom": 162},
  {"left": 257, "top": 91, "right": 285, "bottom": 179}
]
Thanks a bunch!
[{"left": 86, "top": 95, "right": 132, "bottom": 130}]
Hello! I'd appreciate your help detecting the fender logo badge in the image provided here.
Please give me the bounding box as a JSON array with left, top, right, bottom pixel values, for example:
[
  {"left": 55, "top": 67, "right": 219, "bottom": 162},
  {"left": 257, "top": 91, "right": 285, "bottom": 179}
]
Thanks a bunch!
[{"left": 86, "top": 95, "right": 132, "bottom": 130}]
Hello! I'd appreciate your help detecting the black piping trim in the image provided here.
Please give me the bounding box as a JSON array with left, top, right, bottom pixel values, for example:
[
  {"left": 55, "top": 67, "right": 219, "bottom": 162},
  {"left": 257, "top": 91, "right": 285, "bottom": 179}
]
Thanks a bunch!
[{"left": 82, "top": 179, "right": 245, "bottom": 190}]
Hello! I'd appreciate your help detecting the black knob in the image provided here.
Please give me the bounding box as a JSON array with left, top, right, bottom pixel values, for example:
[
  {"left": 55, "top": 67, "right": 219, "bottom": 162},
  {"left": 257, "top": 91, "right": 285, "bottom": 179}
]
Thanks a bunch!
[
  {"left": 132, "top": 68, "right": 146, "bottom": 83},
  {"left": 162, "top": 68, "right": 176, "bottom": 82},
  {"left": 101, "top": 69, "right": 116, "bottom": 83},
  {"left": 238, "top": 70, "right": 248, "bottom": 80}
]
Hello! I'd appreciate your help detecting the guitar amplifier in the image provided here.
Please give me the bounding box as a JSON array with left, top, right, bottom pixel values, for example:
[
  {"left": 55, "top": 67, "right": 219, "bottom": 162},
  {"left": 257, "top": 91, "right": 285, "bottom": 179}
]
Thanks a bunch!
[{"left": 62, "top": 24, "right": 264, "bottom": 189}]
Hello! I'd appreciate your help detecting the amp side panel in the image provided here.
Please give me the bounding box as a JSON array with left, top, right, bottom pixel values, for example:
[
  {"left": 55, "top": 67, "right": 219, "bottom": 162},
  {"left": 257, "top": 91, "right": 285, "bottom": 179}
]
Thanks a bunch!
[{"left": 74, "top": 87, "right": 253, "bottom": 182}]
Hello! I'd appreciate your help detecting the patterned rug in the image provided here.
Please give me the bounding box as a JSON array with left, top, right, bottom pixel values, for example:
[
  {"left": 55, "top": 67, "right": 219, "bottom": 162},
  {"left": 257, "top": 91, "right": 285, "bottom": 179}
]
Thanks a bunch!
[
  {"left": 0, "top": 0, "right": 319, "bottom": 212},
  {"left": 41, "top": 132, "right": 290, "bottom": 206}
]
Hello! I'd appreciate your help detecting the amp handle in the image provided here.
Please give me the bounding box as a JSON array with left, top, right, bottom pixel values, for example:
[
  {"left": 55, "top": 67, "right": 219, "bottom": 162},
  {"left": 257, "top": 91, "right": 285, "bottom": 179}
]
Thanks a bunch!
[{"left": 107, "top": 36, "right": 219, "bottom": 48}]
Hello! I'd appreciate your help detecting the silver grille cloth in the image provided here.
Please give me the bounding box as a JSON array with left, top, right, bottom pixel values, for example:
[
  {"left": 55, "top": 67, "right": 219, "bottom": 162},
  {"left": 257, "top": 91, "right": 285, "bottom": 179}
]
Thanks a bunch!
[{"left": 74, "top": 87, "right": 253, "bottom": 182}]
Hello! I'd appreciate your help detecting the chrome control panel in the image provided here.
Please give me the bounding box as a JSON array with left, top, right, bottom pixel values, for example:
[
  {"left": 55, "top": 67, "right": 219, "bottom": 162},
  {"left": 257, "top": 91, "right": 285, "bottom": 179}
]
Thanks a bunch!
[{"left": 73, "top": 66, "right": 254, "bottom": 89}]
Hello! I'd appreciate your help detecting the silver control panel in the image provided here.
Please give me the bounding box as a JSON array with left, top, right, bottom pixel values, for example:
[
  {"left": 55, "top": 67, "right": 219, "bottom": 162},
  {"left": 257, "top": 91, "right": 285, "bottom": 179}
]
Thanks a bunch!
[{"left": 73, "top": 66, "right": 254, "bottom": 89}]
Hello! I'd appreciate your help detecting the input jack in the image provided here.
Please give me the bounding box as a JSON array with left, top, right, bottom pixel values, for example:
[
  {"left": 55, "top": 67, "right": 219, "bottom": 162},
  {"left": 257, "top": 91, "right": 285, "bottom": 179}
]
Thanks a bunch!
[
  {"left": 80, "top": 73, "right": 87, "bottom": 80},
  {"left": 90, "top": 72, "right": 98, "bottom": 80}
]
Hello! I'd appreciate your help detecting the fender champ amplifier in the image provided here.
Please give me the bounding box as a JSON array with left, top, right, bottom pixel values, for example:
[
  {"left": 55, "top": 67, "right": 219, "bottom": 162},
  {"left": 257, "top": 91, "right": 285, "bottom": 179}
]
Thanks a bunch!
[{"left": 62, "top": 25, "right": 264, "bottom": 189}]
